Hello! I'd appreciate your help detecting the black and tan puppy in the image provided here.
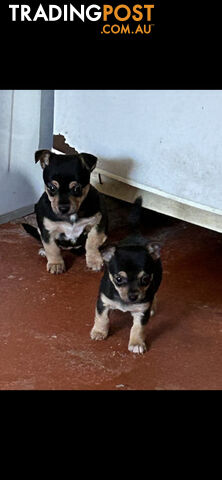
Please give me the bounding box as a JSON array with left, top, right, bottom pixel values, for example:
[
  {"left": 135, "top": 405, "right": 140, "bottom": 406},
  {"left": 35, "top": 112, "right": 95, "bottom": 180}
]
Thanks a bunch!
[
  {"left": 90, "top": 198, "right": 162, "bottom": 354},
  {"left": 24, "top": 149, "right": 107, "bottom": 273}
]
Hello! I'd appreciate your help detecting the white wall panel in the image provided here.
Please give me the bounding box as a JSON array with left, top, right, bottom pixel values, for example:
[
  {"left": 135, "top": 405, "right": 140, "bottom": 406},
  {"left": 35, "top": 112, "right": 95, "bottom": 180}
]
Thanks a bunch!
[{"left": 54, "top": 90, "right": 222, "bottom": 231}]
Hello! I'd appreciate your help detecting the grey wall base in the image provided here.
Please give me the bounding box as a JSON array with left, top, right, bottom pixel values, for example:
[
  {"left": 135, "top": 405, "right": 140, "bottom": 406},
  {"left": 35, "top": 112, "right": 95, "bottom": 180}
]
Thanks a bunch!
[{"left": 0, "top": 205, "right": 34, "bottom": 225}]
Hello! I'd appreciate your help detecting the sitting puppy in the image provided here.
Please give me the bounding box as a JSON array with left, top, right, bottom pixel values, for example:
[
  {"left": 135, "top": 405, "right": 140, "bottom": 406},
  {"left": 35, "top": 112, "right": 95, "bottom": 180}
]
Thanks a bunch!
[
  {"left": 90, "top": 197, "right": 162, "bottom": 354},
  {"left": 23, "top": 149, "right": 107, "bottom": 273}
]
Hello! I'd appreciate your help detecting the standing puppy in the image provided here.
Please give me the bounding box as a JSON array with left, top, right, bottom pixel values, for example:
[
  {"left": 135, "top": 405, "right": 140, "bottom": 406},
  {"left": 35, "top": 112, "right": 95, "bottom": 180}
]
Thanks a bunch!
[
  {"left": 90, "top": 198, "right": 162, "bottom": 354},
  {"left": 24, "top": 149, "right": 107, "bottom": 273}
]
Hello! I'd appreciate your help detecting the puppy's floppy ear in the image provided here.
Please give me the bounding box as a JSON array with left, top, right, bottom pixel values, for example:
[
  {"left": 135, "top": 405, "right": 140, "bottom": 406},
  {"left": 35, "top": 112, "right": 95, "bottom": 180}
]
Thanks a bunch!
[
  {"left": 147, "top": 243, "right": 161, "bottom": 261},
  {"left": 101, "top": 245, "right": 116, "bottom": 263},
  {"left": 35, "top": 149, "right": 51, "bottom": 169},
  {"left": 79, "top": 152, "right": 97, "bottom": 172}
]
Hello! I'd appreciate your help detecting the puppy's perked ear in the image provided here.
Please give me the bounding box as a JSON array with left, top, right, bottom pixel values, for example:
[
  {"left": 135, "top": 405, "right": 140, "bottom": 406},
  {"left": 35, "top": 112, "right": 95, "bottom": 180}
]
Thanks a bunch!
[
  {"left": 147, "top": 243, "right": 161, "bottom": 260},
  {"left": 79, "top": 153, "right": 97, "bottom": 172},
  {"left": 35, "top": 149, "right": 51, "bottom": 169},
  {"left": 101, "top": 245, "right": 116, "bottom": 263}
]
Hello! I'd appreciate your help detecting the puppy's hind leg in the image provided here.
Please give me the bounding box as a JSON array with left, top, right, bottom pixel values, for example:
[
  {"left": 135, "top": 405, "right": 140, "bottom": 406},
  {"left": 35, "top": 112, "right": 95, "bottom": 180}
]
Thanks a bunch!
[
  {"left": 150, "top": 295, "right": 157, "bottom": 317},
  {"left": 38, "top": 248, "right": 46, "bottom": 257}
]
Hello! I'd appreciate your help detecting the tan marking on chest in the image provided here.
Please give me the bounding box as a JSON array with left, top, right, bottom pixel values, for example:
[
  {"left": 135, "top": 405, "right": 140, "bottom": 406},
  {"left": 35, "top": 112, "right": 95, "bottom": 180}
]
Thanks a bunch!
[{"left": 43, "top": 213, "right": 101, "bottom": 242}]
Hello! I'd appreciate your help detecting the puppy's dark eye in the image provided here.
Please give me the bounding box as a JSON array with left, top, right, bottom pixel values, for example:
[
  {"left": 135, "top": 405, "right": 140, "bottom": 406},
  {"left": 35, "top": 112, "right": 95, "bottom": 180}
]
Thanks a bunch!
[
  {"left": 48, "top": 183, "right": 58, "bottom": 194},
  {"left": 141, "top": 274, "right": 151, "bottom": 286},
  {"left": 71, "top": 184, "right": 82, "bottom": 196},
  {"left": 114, "top": 275, "right": 126, "bottom": 286}
]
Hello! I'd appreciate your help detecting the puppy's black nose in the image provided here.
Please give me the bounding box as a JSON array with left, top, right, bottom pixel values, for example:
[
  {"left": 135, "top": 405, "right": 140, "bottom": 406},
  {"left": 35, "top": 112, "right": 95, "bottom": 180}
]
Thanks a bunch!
[
  {"left": 128, "top": 292, "right": 138, "bottom": 302},
  {"left": 59, "top": 204, "right": 70, "bottom": 214}
]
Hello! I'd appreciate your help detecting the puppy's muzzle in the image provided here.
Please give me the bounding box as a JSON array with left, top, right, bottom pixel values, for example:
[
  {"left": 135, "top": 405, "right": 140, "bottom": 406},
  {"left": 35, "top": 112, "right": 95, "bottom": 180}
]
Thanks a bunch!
[
  {"left": 58, "top": 204, "right": 70, "bottom": 214},
  {"left": 128, "top": 292, "right": 139, "bottom": 302}
]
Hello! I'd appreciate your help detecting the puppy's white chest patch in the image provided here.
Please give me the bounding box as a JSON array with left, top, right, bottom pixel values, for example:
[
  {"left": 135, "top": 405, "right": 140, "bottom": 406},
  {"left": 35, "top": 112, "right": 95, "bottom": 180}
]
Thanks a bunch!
[{"left": 43, "top": 213, "right": 101, "bottom": 243}]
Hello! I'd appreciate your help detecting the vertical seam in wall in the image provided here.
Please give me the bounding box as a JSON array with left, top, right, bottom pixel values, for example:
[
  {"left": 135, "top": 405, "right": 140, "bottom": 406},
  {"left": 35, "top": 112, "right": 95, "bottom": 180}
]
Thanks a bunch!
[
  {"left": 39, "top": 90, "right": 55, "bottom": 149},
  {"left": 8, "top": 89, "right": 15, "bottom": 172}
]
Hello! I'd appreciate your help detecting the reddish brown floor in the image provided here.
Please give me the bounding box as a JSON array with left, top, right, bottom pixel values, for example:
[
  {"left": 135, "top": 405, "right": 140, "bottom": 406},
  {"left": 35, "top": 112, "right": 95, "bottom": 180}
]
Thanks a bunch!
[{"left": 1, "top": 197, "right": 222, "bottom": 390}]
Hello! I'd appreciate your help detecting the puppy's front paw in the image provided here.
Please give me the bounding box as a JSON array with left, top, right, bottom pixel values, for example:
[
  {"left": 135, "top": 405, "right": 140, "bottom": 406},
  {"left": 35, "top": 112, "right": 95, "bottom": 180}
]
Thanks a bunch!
[
  {"left": 128, "top": 342, "right": 147, "bottom": 354},
  {"left": 47, "top": 261, "right": 65, "bottom": 274},
  {"left": 86, "top": 253, "right": 103, "bottom": 272},
  {"left": 90, "top": 327, "right": 108, "bottom": 341}
]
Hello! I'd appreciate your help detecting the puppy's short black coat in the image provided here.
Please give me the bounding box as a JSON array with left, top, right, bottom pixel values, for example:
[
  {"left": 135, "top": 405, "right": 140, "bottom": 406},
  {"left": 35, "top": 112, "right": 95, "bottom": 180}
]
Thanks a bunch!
[
  {"left": 24, "top": 149, "right": 108, "bottom": 274},
  {"left": 90, "top": 198, "right": 162, "bottom": 354}
]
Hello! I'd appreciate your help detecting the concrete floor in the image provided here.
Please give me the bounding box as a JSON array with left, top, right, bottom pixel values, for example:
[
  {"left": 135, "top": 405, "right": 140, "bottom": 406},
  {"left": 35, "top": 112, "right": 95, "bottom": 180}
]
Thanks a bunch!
[{"left": 1, "top": 197, "right": 222, "bottom": 390}]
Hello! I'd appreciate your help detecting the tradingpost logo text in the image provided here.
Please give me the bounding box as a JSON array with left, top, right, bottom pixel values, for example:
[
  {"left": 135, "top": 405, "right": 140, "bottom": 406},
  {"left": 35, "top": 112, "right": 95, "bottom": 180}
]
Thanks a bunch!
[{"left": 9, "top": 4, "right": 155, "bottom": 35}]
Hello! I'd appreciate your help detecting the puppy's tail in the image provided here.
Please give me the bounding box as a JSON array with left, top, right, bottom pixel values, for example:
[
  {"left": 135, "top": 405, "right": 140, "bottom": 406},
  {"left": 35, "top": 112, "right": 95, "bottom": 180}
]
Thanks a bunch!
[
  {"left": 128, "top": 196, "right": 143, "bottom": 231},
  {"left": 22, "top": 223, "right": 41, "bottom": 242}
]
